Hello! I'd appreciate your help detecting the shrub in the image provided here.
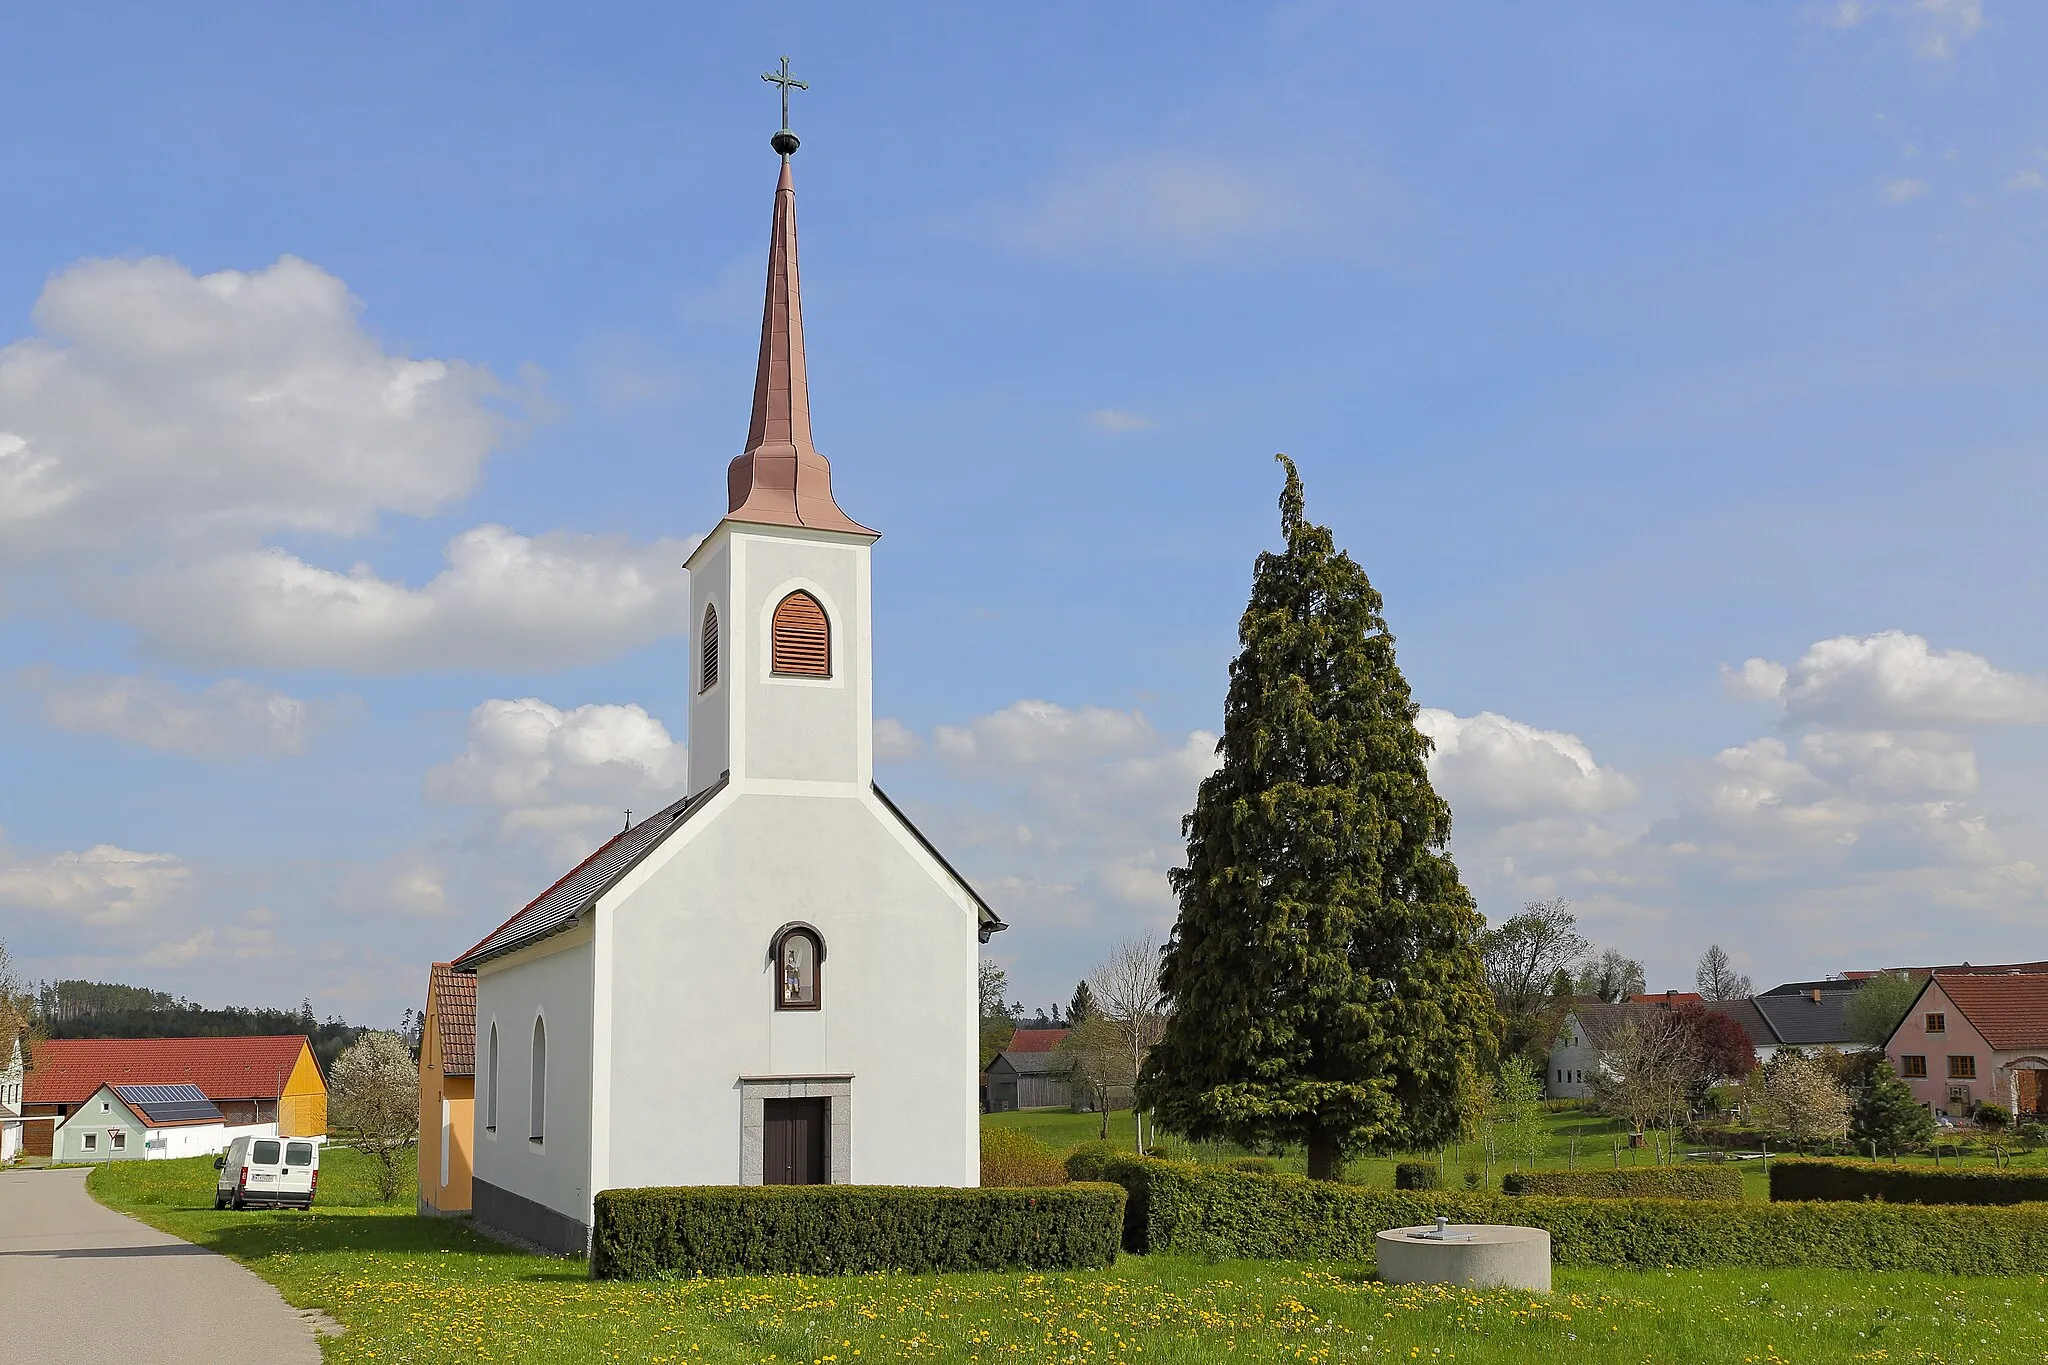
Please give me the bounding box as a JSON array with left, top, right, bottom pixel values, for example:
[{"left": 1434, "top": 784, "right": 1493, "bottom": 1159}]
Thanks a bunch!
[
  {"left": 1976, "top": 1103, "right": 2012, "bottom": 1132},
  {"left": 980, "top": 1126, "right": 1068, "bottom": 1187},
  {"left": 1393, "top": 1161, "right": 1441, "bottom": 1191},
  {"left": 1502, "top": 1167, "right": 1741, "bottom": 1200},
  {"left": 1063, "top": 1141, "right": 1129, "bottom": 1181},
  {"left": 1229, "top": 1156, "right": 1281, "bottom": 1175},
  {"left": 1769, "top": 1158, "right": 2048, "bottom": 1207},
  {"left": 1082, "top": 1154, "right": 2048, "bottom": 1273},
  {"left": 591, "top": 1184, "right": 1125, "bottom": 1279}
]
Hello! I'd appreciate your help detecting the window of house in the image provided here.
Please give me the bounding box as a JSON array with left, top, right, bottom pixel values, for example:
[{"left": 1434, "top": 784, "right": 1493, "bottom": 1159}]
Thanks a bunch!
[
  {"left": 83, "top": 1133, "right": 96, "bottom": 1151},
  {"left": 1948, "top": 1055, "right": 1977, "bottom": 1080},
  {"left": 530, "top": 1016, "right": 547, "bottom": 1142},
  {"left": 101, "top": 1100, "right": 110, "bottom": 1112},
  {"left": 700, "top": 604, "right": 720, "bottom": 692},
  {"left": 1901, "top": 1055, "right": 1928, "bottom": 1078},
  {"left": 486, "top": 1023, "right": 499, "bottom": 1132},
  {"left": 770, "top": 591, "right": 830, "bottom": 677},
  {"left": 772, "top": 924, "right": 824, "bottom": 1010},
  {"left": 1925, "top": 1012, "right": 1946, "bottom": 1034},
  {"left": 111, "top": 1131, "right": 125, "bottom": 1151}
]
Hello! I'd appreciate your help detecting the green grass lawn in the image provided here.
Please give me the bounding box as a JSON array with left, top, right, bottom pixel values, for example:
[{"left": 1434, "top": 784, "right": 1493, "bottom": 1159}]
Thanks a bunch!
[
  {"left": 88, "top": 1148, "right": 2048, "bottom": 1363},
  {"left": 988, "top": 1104, "right": 2044, "bottom": 1206}
]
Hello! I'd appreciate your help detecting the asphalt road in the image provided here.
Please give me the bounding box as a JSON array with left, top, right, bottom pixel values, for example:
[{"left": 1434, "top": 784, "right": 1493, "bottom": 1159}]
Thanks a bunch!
[{"left": 0, "top": 1167, "right": 322, "bottom": 1362}]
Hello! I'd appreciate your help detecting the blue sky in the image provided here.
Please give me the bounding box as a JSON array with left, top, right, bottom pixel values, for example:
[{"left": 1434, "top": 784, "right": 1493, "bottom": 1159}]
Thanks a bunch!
[{"left": 2, "top": 2, "right": 2044, "bottom": 1023}]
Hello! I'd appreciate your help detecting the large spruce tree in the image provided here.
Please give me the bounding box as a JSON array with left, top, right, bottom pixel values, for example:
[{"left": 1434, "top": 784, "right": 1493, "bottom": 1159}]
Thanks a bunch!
[{"left": 1138, "top": 456, "right": 1500, "bottom": 1179}]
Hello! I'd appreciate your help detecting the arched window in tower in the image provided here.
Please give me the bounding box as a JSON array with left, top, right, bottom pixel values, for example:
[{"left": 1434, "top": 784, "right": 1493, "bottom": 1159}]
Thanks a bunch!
[
  {"left": 771, "top": 923, "right": 825, "bottom": 1010},
  {"left": 700, "top": 604, "right": 720, "bottom": 692},
  {"left": 771, "top": 591, "right": 830, "bottom": 677}
]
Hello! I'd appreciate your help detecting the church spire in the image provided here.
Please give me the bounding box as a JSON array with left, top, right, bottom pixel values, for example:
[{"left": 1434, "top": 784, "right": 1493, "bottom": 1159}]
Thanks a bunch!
[{"left": 724, "top": 59, "right": 874, "bottom": 537}]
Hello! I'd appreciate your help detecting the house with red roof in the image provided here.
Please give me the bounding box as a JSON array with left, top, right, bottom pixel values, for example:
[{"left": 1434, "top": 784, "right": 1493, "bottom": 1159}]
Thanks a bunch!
[
  {"left": 1885, "top": 971, "right": 2048, "bottom": 1119},
  {"left": 21, "top": 1035, "right": 325, "bottom": 1157},
  {"left": 417, "top": 963, "right": 477, "bottom": 1214},
  {"left": 985, "top": 1029, "right": 1074, "bottom": 1112}
]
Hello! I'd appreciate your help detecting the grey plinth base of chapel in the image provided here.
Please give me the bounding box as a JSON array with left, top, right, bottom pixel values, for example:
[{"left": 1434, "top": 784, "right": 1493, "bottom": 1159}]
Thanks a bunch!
[
  {"left": 1375, "top": 1224, "right": 1552, "bottom": 1293},
  {"left": 472, "top": 1178, "right": 590, "bottom": 1258}
]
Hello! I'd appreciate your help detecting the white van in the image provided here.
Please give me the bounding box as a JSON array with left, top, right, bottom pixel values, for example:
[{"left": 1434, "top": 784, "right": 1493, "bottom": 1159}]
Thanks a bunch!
[{"left": 213, "top": 1135, "right": 319, "bottom": 1210}]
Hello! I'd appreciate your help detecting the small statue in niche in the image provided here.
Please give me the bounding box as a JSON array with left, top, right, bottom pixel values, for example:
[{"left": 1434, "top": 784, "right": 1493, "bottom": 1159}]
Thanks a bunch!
[{"left": 781, "top": 934, "right": 814, "bottom": 1006}]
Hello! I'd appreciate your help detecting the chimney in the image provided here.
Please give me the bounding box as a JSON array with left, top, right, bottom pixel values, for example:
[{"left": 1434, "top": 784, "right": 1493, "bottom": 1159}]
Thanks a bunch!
[{"left": 1811, "top": 988, "right": 1822, "bottom": 1004}]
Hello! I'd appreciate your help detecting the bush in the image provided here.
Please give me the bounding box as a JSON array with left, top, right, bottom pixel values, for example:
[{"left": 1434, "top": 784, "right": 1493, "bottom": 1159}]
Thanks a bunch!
[
  {"left": 1080, "top": 1154, "right": 2048, "bottom": 1273},
  {"left": 1229, "top": 1156, "right": 1281, "bottom": 1175},
  {"left": 1502, "top": 1167, "right": 1742, "bottom": 1200},
  {"left": 1393, "top": 1161, "right": 1441, "bottom": 1191},
  {"left": 1769, "top": 1158, "right": 2048, "bottom": 1207},
  {"left": 591, "top": 1184, "right": 1125, "bottom": 1279},
  {"left": 980, "top": 1126, "right": 1068, "bottom": 1187}
]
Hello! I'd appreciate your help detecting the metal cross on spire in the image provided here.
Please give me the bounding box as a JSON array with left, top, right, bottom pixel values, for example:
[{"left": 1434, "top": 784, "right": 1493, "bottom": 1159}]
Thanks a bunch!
[{"left": 762, "top": 55, "right": 807, "bottom": 156}]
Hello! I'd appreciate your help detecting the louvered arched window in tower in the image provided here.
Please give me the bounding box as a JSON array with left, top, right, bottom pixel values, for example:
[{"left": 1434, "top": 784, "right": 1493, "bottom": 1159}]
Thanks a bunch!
[
  {"left": 699, "top": 604, "right": 719, "bottom": 692},
  {"left": 771, "top": 591, "right": 831, "bottom": 677}
]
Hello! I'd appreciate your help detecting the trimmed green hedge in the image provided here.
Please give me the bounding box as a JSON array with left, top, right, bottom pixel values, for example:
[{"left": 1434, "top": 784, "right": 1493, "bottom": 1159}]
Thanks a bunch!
[
  {"left": 1078, "top": 1153, "right": 2048, "bottom": 1274},
  {"left": 591, "top": 1183, "right": 1125, "bottom": 1279},
  {"left": 1769, "top": 1158, "right": 2048, "bottom": 1207},
  {"left": 1502, "top": 1167, "right": 1742, "bottom": 1201}
]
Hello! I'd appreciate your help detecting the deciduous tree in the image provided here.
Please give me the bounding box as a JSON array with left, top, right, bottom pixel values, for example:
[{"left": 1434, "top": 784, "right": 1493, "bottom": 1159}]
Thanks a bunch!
[
  {"left": 1844, "top": 972, "right": 1923, "bottom": 1048},
  {"left": 328, "top": 1031, "right": 420, "bottom": 1202},
  {"left": 1589, "top": 1012, "right": 1697, "bottom": 1146},
  {"left": 1479, "top": 899, "right": 1587, "bottom": 1059},
  {"left": 1758, "top": 1051, "right": 1852, "bottom": 1151},
  {"left": 1694, "top": 944, "right": 1752, "bottom": 1002},
  {"left": 1576, "top": 950, "right": 1647, "bottom": 1003},
  {"left": 1139, "top": 456, "right": 1500, "bottom": 1180}
]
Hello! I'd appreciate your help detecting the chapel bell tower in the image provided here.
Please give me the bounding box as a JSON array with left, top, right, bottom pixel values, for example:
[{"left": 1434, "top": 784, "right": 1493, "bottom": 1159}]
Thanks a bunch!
[{"left": 684, "top": 66, "right": 879, "bottom": 797}]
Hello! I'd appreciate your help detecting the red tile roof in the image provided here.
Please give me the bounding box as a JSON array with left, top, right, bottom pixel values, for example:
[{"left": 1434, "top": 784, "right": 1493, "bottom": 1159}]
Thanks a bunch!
[
  {"left": 428, "top": 963, "right": 477, "bottom": 1077},
  {"left": 1628, "top": 992, "right": 1705, "bottom": 1008},
  {"left": 1934, "top": 971, "right": 2048, "bottom": 1051},
  {"left": 24, "top": 1036, "right": 313, "bottom": 1106},
  {"left": 1005, "top": 1028, "right": 1069, "bottom": 1053}
]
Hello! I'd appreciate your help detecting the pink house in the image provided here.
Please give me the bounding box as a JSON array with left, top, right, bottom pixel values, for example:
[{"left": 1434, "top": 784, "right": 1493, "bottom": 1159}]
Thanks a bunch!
[{"left": 1885, "top": 971, "right": 2048, "bottom": 1119}]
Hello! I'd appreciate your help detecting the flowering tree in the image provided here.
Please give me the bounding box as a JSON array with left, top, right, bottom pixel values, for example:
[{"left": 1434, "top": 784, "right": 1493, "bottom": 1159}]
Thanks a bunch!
[{"left": 329, "top": 1031, "right": 419, "bottom": 1201}]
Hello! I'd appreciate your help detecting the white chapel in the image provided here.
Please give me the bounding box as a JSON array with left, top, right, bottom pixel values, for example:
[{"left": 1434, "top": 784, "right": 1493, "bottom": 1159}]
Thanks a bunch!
[{"left": 452, "top": 121, "right": 1005, "bottom": 1256}]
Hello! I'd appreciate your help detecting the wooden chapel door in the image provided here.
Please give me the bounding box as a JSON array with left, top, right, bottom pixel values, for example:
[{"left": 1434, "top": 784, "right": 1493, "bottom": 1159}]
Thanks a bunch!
[{"left": 763, "top": 1097, "right": 827, "bottom": 1185}]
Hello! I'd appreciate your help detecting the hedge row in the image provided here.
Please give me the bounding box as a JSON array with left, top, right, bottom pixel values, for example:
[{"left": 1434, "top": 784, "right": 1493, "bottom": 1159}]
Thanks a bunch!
[
  {"left": 1502, "top": 1167, "right": 1743, "bottom": 1201},
  {"left": 1769, "top": 1158, "right": 2048, "bottom": 1207},
  {"left": 1068, "top": 1151, "right": 2048, "bottom": 1274},
  {"left": 591, "top": 1184, "right": 1125, "bottom": 1279}
]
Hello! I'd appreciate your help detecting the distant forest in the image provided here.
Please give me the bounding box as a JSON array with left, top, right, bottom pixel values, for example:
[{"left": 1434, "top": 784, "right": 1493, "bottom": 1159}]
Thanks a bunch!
[{"left": 32, "top": 979, "right": 368, "bottom": 1073}]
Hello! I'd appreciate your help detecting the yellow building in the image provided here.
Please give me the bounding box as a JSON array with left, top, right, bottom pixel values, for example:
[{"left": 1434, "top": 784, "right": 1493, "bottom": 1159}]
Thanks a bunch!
[{"left": 417, "top": 963, "right": 477, "bottom": 1214}]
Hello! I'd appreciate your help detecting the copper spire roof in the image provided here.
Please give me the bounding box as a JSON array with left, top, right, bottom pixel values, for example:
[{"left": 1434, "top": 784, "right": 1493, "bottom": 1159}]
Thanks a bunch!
[{"left": 724, "top": 156, "right": 875, "bottom": 536}]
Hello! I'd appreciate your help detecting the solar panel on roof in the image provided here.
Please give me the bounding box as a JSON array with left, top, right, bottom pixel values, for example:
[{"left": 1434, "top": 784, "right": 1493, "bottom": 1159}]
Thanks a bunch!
[{"left": 112, "top": 1082, "right": 223, "bottom": 1125}]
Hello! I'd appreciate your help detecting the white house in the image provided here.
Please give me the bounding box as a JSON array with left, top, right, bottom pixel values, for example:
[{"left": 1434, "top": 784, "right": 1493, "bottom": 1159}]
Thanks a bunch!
[
  {"left": 51, "top": 1084, "right": 233, "bottom": 1161},
  {"left": 452, "top": 138, "right": 1004, "bottom": 1257},
  {"left": 1, "top": 1035, "right": 22, "bottom": 1163}
]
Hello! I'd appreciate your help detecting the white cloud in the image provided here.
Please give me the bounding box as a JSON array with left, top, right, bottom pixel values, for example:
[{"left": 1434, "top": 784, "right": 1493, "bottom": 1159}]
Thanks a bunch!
[
  {"left": 1883, "top": 177, "right": 1931, "bottom": 203},
  {"left": 108, "top": 525, "right": 697, "bottom": 673},
  {"left": 0, "top": 255, "right": 504, "bottom": 561},
  {"left": 1720, "top": 657, "right": 1790, "bottom": 702},
  {"left": 984, "top": 152, "right": 1390, "bottom": 262},
  {"left": 874, "top": 717, "right": 922, "bottom": 761},
  {"left": 1416, "top": 709, "right": 1638, "bottom": 818},
  {"left": 1086, "top": 409, "right": 1158, "bottom": 433},
  {"left": 1821, "top": 0, "right": 1982, "bottom": 59},
  {"left": 0, "top": 834, "right": 190, "bottom": 927},
  {"left": 426, "top": 698, "right": 689, "bottom": 860},
  {"left": 1740, "top": 631, "right": 2048, "bottom": 727},
  {"left": 29, "top": 669, "right": 342, "bottom": 759},
  {"left": 2008, "top": 169, "right": 2047, "bottom": 192},
  {"left": 935, "top": 699, "right": 1160, "bottom": 768}
]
